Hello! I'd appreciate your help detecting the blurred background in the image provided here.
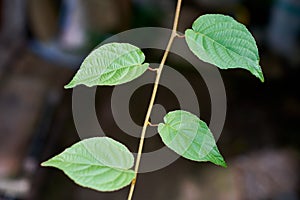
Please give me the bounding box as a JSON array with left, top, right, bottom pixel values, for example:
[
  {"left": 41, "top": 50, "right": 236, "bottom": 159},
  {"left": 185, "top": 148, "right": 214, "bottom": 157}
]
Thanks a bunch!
[{"left": 0, "top": 0, "right": 299, "bottom": 199}]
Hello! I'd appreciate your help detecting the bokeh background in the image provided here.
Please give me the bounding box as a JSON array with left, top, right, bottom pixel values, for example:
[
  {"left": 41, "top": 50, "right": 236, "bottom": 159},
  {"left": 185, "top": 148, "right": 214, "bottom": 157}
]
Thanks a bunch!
[{"left": 0, "top": 0, "right": 299, "bottom": 199}]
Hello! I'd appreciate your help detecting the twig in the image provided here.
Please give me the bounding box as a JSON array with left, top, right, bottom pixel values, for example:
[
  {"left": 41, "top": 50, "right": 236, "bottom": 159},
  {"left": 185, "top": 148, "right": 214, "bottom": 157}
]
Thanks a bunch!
[{"left": 127, "top": 0, "right": 183, "bottom": 199}]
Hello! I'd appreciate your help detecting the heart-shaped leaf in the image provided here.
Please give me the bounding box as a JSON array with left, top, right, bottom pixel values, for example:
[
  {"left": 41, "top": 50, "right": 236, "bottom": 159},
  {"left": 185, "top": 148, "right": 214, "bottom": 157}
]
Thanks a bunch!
[
  {"left": 158, "top": 110, "right": 227, "bottom": 167},
  {"left": 65, "top": 43, "right": 149, "bottom": 88},
  {"left": 185, "top": 14, "right": 264, "bottom": 82},
  {"left": 42, "top": 137, "right": 135, "bottom": 191}
]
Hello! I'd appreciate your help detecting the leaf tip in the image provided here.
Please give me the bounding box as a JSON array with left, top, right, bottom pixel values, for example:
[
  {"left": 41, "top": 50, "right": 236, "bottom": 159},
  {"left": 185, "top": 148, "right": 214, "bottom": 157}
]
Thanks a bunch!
[
  {"left": 259, "top": 74, "right": 265, "bottom": 83},
  {"left": 250, "top": 64, "right": 264, "bottom": 83},
  {"left": 220, "top": 160, "right": 228, "bottom": 168},
  {"left": 41, "top": 157, "right": 59, "bottom": 168},
  {"left": 212, "top": 157, "right": 227, "bottom": 168},
  {"left": 41, "top": 160, "right": 50, "bottom": 167},
  {"left": 64, "top": 83, "right": 74, "bottom": 89},
  {"left": 256, "top": 68, "right": 265, "bottom": 83}
]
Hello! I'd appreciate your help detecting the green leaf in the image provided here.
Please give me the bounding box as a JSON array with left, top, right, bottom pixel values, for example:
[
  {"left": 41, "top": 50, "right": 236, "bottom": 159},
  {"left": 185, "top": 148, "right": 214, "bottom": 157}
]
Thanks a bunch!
[
  {"left": 65, "top": 43, "right": 149, "bottom": 88},
  {"left": 41, "top": 137, "right": 135, "bottom": 192},
  {"left": 185, "top": 14, "right": 264, "bottom": 82},
  {"left": 158, "top": 110, "right": 227, "bottom": 167}
]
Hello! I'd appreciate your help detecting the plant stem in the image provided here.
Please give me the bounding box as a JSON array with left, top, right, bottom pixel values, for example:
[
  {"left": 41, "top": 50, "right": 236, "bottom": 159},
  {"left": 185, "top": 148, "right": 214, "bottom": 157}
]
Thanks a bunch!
[{"left": 127, "top": 0, "right": 183, "bottom": 199}]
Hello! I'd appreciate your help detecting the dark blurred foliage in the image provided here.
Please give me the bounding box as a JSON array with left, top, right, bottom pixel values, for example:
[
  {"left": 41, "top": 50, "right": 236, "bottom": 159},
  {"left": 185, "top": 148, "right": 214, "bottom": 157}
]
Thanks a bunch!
[{"left": 0, "top": 0, "right": 299, "bottom": 199}]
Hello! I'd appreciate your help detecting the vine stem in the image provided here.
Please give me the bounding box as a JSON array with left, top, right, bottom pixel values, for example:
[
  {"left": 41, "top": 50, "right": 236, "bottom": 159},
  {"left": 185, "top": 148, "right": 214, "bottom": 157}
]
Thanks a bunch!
[{"left": 127, "top": 0, "right": 183, "bottom": 199}]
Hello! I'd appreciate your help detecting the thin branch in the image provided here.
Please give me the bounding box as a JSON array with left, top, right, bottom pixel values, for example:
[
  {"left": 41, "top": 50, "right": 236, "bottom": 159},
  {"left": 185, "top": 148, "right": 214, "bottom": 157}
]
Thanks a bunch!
[{"left": 127, "top": 0, "right": 183, "bottom": 199}]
